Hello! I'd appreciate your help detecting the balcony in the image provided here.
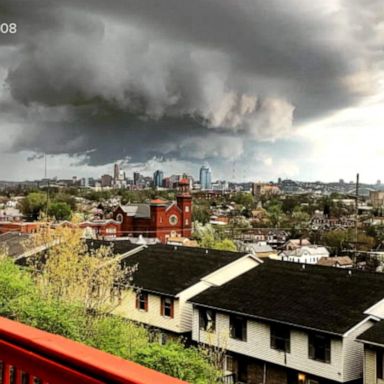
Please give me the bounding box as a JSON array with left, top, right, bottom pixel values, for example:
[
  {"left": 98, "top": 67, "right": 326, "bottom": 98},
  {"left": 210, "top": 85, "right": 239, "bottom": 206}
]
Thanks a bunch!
[{"left": 0, "top": 316, "right": 187, "bottom": 384}]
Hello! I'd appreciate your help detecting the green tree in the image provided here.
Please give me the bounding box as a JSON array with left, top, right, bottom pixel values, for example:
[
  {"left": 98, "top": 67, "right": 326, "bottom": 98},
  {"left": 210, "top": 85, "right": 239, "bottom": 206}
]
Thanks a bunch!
[
  {"left": 48, "top": 202, "right": 72, "bottom": 221},
  {"left": 18, "top": 192, "right": 47, "bottom": 220},
  {"left": 54, "top": 193, "right": 77, "bottom": 210},
  {"left": 266, "top": 202, "right": 284, "bottom": 227},
  {"left": 320, "top": 230, "right": 349, "bottom": 255},
  {"left": 134, "top": 342, "right": 220, "bottom": 383},
  {"left": 0, "top": 242, "right": 221, "bottom": 383},
  {"left": 213, "top": 239, "right": 237, "bottom": 251},
  {"left": 192, "top": 205, "right": 211, "bottom": 224},
  {"left": 232, "top": 192, "right": 254, "bottom": 208}
]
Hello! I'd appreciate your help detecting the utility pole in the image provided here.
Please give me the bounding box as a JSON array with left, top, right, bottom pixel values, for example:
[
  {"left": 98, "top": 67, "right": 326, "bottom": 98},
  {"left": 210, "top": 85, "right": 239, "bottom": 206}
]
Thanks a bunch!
[
  {"left": 45, "top": 153, "right": 49, "bottom": 220},
  {"left": 354, "top": 173, "right": 359, "bottom": 262}
]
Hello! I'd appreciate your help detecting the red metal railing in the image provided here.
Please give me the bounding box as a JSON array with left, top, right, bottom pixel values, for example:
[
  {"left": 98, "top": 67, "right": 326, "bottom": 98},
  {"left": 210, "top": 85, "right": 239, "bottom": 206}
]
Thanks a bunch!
[{"left": 0, "top": 317, "right": 187, "bottom": 384}]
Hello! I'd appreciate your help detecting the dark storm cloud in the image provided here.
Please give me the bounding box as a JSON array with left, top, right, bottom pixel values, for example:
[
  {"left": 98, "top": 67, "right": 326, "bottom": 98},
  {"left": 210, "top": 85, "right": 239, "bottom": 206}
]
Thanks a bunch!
[{"left": 0, "top": 0, "right": 382, "bottom": 166}]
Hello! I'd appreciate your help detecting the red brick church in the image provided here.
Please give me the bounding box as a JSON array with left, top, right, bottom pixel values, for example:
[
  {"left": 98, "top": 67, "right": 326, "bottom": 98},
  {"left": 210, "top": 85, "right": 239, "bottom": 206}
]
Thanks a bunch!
[{"left": 113, "top": 194, "right": 192, "bottom": 243}]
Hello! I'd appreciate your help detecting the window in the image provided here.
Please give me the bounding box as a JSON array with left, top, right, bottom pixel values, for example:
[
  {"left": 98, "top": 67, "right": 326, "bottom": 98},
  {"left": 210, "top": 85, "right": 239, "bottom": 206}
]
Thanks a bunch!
[
  {"left": 185, "top": 219, "right": 189, "bottom": 225},
  {"left": 116, "top": 213, "right": 124, "bottom": 223},
  {"left": 185, "top": 206, "right": 190, "bottom": 213},
  {"left": 308, "top": 333, "right": 331, "bottom": 363},
  {"left": 270, "top": 324, "right": 290, "bottom": 352},
  {"left": 377, "top": 350, "right": 384, "bottom": 379},
  {"left": 199, "top": 308, "right": 216, "bottom": 332},
  {"left": 225, "top": 355, "right": 235, "bottom": 373},
  {"left": 229, "top": 315, "right": 247, "bottom": 341},
  {"left": 135, "top": 292, "right": 148, "bottom": 311},
  {"left": 161, "top": 297, "right": 174, "bottom": 318}
]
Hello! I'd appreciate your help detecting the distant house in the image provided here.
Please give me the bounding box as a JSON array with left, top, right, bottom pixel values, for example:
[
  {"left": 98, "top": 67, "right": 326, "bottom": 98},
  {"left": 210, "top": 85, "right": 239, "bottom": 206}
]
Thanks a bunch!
[
  {"left": 278, "top": 245, "right": 330, "bottom": 264},
  {"left": 166, "top": 236, "right": 198, "bottom": 247},
  {"left": 189, "top": 260, "right": 384, "bottom": 384},
  {"left": 234, "top": 229, "right": 266, "bottom": 243},
  {"left": 284, "top": 238, "right": 312, "bottom": 250},
  {"left": 79, "top": 219, "right": 121, "bottom": 239},
  {"left": 236, "top": 241, "right": 277, "bottom": 259},
  {"left": 266, "top": 230, "right": 289, "bottom": 249},
  {"left": 310, "top": 215, "right": 356, "bottom": 231},
  {"left": 318, "top": 256, "right": 353, "bottom": 268},
  {"left": 0, "top": 222, "right": 42, "bottom": 235},
  {"left": 0, "top": 207, "right": 23, "bottom": 222}
]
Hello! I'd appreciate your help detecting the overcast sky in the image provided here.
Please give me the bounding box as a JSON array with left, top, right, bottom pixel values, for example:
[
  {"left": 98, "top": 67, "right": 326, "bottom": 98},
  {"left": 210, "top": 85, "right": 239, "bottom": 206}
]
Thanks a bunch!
[{"left": 0, "top": 0, "right": 383, "bottom": 182}]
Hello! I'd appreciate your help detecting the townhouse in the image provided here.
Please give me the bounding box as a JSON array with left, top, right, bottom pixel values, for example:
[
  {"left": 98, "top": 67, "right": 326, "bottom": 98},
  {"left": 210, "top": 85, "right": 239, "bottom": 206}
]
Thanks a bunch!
[
  {"left": 88, "top": 240, "right": 261, "bottom": 338},
  {"left": 189, "top": 260, "right": 384, "bottom": 384}
]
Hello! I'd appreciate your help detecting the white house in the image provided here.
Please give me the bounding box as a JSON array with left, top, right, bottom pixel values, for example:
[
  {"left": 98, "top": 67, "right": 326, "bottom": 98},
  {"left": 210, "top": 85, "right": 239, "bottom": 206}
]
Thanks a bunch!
[{"left": 278, "top": 245, "right": 330, "bottom": 264}]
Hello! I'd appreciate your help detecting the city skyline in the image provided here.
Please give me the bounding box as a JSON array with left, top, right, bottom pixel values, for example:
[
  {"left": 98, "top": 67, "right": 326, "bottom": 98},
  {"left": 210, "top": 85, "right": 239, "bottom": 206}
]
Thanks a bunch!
[
  {"left": 0, "top": 1, "right": 383, "bottom": 183},
  {"left": 0, "top": 159, "right": 382, "bottom": 188}
]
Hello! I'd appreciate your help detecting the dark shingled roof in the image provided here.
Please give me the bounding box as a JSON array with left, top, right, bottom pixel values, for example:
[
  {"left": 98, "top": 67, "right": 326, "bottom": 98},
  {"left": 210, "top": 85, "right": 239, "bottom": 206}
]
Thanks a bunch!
[
  {"left": 86, "top": 239, "right": 138, "bottom": 255},
  {"left": 357, "top": 321, "right": 384, "bottom": 347},
  {"left": 0, "top": 232, "right": 30, "bottom": 258},
  {"left": 190, "top": 260, "right": 384, "bottom": 335},
  {"left": 87, "top": 240, "right": 247, "bottom": 296}
]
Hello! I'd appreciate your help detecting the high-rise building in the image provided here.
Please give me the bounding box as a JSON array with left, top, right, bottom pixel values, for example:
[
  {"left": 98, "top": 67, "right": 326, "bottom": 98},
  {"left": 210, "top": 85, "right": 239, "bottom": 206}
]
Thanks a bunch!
[
  {"left": 101, "top": 174, "right": 113, "bottom": 188},
  {"left": 153, "top": 170, "right": 164, "bottom": 188},
  {"left": 114, "top": 164, "right": 120, "bottom": 181},
  {"left": 199, "top": 165, "right": 212, "bottom": 190},
  {"left": 133, "top": 172, "right": 140, "bottom": 186}
]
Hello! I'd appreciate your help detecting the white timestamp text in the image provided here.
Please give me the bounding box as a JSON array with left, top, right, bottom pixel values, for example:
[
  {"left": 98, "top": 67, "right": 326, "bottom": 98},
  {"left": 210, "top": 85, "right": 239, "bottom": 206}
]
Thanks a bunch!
[{"left": 0, "top": 23, "right": 17, "bottom": 34}]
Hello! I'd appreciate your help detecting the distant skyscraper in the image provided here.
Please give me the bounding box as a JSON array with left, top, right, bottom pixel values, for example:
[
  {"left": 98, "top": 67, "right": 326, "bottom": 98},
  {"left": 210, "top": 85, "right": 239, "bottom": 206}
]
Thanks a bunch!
[
  {"left": 200, "top": 165, "right": 212, "bottom": 190},
  {"left": 101, "top": 174, "right": 113, "bottom": 187},
  {"left": 114, "top": 163, "right": 119, "bottom": 181},
  {"left": 153, "top": 170, "right": 164, "bottom": 188},
  {"left": 133, "top": 172, "right": 142, "bottom": 186}
]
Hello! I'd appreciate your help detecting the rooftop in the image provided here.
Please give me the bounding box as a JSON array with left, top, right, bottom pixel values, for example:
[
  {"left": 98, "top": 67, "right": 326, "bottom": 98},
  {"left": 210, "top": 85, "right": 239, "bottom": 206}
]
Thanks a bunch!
[
  {"left": 88, "top": 240, "right": 247, "bottom": 296},
  {"left": 357, "top": 321, "right": 384, "bottom": 347},
  {"left": 0, "top": 232, "right": 30, "bottom": 258},
  {"left": 120, "top": 204, "right": 151, "bottom": 218},
  {"left": 190, "top": 260, "right": 384, "bottom": 335}
]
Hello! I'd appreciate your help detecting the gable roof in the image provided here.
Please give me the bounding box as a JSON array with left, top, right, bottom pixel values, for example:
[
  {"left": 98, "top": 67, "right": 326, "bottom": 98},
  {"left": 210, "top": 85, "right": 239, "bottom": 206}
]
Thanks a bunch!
[
  {"left": 88, "top": 240, "right": 247, "bottom": 296},
  {"left": 357, "top": 321, "right": 384, "bottom": 347},
  {"left": 190, "top": 260, "right": 384, "bottom": 335},
  {"left": 318, "top": 256, "right": 353, "bottom": 267},
  {"left": 120, "top": 204, "right": 151, "bottom": 218},
  {"left": 281, "top": 246, "right": 329, "bottom": 257}
]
